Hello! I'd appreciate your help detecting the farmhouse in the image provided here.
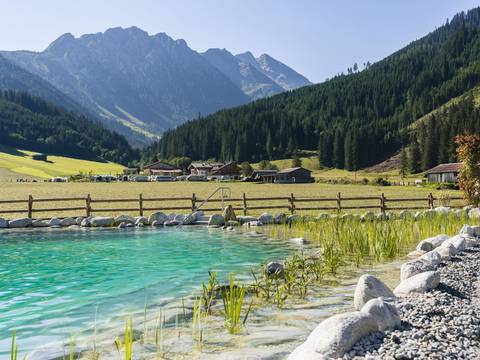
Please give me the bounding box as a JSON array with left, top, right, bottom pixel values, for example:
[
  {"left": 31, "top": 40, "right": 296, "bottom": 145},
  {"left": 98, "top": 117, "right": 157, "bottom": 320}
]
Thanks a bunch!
[
  {"left": 252, "top": 169, "right": 278, "bottom": 183},
  {"left": 426, "top": 163, "right": 462, "bottom": 183},
  {"left": 143, "top": 161, "right": 182, "bottom": 176},
  {"left": 273, "top": 167, "right": 314, "bottom": 184},
  {"left": 188, "top": 162, "right": 241, "bottom": 179}
]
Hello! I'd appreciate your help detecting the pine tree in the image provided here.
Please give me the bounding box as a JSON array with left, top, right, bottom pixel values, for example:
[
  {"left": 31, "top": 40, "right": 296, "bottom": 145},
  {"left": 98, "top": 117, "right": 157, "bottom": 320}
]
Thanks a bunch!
[
  {"left": 399, "top": 147, "right": 408, "bottom": 177},
  {"left": 409, "top": 138, "right": 422, "bottom": 174}
]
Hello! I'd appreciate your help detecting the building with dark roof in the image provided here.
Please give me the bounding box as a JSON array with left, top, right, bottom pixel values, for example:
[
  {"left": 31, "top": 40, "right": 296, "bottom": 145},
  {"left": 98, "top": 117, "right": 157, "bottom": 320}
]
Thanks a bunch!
[
  {"left": 273, "top": 167, "right": 313, "bottom": 184},
  {"left": 426, "top": 163, "right": 462, "bottom": 183},
  {"left": 143, "top": 161, "right": 182, "bottom": 176}
]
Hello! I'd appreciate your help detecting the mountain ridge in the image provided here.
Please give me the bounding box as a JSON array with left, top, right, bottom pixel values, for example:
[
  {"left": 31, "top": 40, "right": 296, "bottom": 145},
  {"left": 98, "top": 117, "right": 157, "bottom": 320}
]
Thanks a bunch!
[{"left": 2, "top": 27, "right": 311, "bottom": 147}]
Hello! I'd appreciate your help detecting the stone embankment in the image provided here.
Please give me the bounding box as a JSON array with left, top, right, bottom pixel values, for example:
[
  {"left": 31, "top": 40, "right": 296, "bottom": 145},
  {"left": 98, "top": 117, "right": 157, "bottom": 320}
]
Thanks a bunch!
[{"left": 288, "top": 212, "right": 480, "bottom": 359}]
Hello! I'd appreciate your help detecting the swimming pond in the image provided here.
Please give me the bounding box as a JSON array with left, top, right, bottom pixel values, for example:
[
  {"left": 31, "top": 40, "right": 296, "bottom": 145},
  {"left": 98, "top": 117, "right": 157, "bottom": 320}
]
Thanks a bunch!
[{"left": 0, "top": 227, "right": 295, "bottom": 356}]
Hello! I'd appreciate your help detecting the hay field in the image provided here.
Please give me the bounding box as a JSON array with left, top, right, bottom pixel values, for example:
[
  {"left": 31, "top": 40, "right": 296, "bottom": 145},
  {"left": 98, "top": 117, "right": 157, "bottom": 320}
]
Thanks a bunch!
[{"left": 0, "top": 181, "right": 462, "bottom": 218}]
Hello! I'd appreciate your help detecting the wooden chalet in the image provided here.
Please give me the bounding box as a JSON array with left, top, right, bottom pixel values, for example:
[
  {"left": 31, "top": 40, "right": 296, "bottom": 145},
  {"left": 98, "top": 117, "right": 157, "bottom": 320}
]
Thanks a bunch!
[
  {"left": 188, "top": 162, "right": 241, "bottom": 178},
  {"left": 273, "top": 167, "right": 314, "bottom": 184},
  {"left": 143, "top": 161, "right": 182, "bottom": 176},
  {"left": 426, "top": 163, "right": 462, "bottom": 183}
]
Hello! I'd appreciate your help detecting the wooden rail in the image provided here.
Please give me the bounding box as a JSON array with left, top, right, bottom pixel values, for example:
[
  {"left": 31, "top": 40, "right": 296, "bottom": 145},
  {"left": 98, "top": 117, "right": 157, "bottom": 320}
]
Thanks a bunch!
[{"left": 0, "top": 193, "right": 465, "bottom": 218}]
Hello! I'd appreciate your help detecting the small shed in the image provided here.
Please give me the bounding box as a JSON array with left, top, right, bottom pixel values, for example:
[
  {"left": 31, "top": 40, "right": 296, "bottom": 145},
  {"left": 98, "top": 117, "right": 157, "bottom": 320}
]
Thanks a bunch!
[
  {"left": 273, "top": 167, "right": 313, "bottom": 184},
  {"left": 32, "top": 153, "right": 47, "bottom": 161},
  {"left": 426, "top": 163, "right": 462, "bottom": 183}
]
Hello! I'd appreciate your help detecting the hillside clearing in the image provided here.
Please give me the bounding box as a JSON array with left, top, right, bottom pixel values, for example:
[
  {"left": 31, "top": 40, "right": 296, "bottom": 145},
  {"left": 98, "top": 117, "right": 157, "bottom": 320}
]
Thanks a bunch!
[{"left": 0, "top": 147, "right": 124, "bottom": 180}]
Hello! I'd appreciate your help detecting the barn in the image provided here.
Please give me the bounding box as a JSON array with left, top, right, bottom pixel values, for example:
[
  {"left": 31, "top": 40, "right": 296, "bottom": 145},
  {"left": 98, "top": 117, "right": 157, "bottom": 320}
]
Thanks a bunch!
[
  {"left": 143, "top": 161, "right": 182, "bottom": 176},
  {"left": 426, "top": 163, "right": 462, "bottom": 183},
  {"left": 273, "top": 167, "right": 314, "bottom": 184}
]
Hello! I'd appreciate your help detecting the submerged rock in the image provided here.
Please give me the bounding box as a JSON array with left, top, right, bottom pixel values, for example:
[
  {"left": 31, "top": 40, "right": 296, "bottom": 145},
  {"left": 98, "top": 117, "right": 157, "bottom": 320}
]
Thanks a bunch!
[
  {"left": 353, "top": 274, "right": 395, "bottom": 310},
  {"left": 266, "top": 262, "right": 284, "bottom": 277}
]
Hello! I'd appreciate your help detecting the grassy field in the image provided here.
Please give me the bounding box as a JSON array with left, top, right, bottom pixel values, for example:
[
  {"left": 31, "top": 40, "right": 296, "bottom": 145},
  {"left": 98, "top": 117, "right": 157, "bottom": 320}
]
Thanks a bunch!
[
  {"left": 0, "top": 147, "right": 124, "bottom": 180},
  {"left": 0, "top": 181, "right": 463, "bottom": 218}
]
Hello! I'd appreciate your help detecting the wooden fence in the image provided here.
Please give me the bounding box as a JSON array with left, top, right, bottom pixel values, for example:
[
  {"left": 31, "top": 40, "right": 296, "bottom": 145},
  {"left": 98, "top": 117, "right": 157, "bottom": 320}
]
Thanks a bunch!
[{"left": 0, "top": 192, "right": 465, "bottom": 219}]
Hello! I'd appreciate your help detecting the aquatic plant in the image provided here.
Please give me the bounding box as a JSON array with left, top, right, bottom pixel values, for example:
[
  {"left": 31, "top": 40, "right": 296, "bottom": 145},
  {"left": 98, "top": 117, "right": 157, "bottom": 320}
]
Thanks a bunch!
[
  {"left": 221, "top": 274, "right": 253, "bottom": 334},
  {"left": 201, "top": 271, "right": 218, "bottom": 315},
  {"left": 114, "top": 318, "right": 134, "bottom": 360}
]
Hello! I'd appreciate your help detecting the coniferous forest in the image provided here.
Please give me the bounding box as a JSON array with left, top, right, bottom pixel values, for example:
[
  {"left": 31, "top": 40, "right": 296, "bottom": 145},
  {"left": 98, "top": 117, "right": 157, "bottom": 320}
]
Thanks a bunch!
[
  {"left": 144, "top": 8, "right": 480, "bottom": 171},
  {"left": 0, "top": 90, "right": 138, "bottom": 165}
]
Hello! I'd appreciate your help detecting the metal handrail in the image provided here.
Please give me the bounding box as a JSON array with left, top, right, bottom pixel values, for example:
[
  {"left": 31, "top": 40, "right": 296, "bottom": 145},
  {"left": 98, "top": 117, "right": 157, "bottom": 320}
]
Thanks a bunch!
[{"left": 194, "top": 186, "right": 231, "bottom": 212}]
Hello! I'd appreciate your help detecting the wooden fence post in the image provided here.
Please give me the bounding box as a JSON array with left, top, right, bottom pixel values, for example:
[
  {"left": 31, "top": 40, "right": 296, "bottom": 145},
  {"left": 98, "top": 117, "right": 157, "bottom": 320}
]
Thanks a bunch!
[
  {"left": 139, "top": 193, "right": 144, "bottom": 216},
  {"left": 242, "top": 193, "right": 247, "bottom": 215},
  {"left": 380, "top": 193, "right": 386, "bottom": 214},
  {"left": 86, "top": 194, "right": 91, "bottom": 217},
  {"left": 28, "top": 195, "right": 33, "bottom": 219},
  {"left": 428, "top": 193, "right": 434, "bottom": 209},
  {"left": 336, "top": 192, "right": 342, "bottom": 212},
  {"left": 289, "top": 193, "right": 295, "bottom": 214},
  {"left": 191, "top": 193, "right": 196, "bottom": 212}
]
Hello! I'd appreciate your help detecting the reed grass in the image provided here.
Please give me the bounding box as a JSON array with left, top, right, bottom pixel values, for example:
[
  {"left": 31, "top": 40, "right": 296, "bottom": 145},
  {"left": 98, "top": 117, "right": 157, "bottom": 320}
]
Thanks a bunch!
[
  {"left": 114, "top": 318, "right": 133, "bottom": 360},
  {"left": 221, "top": 274, "right": 253, "bottom": 335}
]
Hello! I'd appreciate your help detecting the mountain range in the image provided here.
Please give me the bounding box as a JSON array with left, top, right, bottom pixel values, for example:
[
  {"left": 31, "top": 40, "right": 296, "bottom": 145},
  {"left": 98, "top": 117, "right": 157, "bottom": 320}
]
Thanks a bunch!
[{"left": 1, "top": 27, "right": 311, "bottom": 147}]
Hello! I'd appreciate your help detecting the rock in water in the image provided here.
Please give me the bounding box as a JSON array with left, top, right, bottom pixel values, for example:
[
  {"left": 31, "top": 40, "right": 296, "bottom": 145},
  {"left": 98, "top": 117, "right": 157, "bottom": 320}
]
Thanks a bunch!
[
  {"left": 114, "top": 215, "right": 135, "bottom": 225},
  {"left": 361, "top": 297, "right": 401, "bottom": 331},
  {"left": 60, "top": 217, "right": 77, "bottom": 226},
  {"left": 208, "top": 214, "right": 225, "bottom": 226},
  {"left": 48, "top": 218, "right": 61, "bottom": 227},
  {"left": 148, "top": 212, "right": 167, "bottom": 225},
  {"left": 258, "top": 213, "right": 274, "bottom": 224},
  {"left": 222, "top": 205, "right": 237, "bottom": 222},
  {"left": 0, "top": 218, "right": 7, "bottom": 228},
  {"left": 266, "top": 262, "right": 284, "bottom": 277},
  {"left": 354, "top": 274, "right": 395, "bottom": 310},
  {"left": 288, "top": 312, "right": 378, "bottom": 359},
  {"left": 394, "top": 271, "right": 440, "bottom": 296}
]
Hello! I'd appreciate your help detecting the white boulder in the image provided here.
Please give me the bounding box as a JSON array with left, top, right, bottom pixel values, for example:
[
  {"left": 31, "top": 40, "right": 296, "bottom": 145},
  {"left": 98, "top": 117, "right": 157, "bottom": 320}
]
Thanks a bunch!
[
  {"left": 353, "top": 274, "right": 395, "bottom": 310},
  {"left": 398, "top": 210, "right": 411, "bottom": 219},
  {"left": 361, "top": 297, "right": 400, "bottom": 331},
  {"left": 114, "top": 215, "right": 135, "bottom": 225},
  {"left": 148, "top": 212, "right": 168, "bottom": 225},
  {"left": 274, "top": 213, "right": 288, "bottom": 224},
  {"left": 48, "top": 218, "right": 62, "bottom": 227},
  {"left": 90, "top": 216, "right": 114, "bottom": 227},
  {"left": 360, "top": 211, "right": 375, "bottom": 222},
  {"left": 416, "top": 239, "right": 433, "bottom": 252},
  {"left": 258, "top": 213, "right": 274, "bottom": 224},
  {"left": 468, "top": 208, "right": 480, "bottom": 219},
  {"left": 460, "top": 224, "right": 474, "bottom": 237},
  {"left": 288, "top": 312, "right": 378, "bottom": 359},
  {"left": 434, "top": 206, "right": 450, "bottom": 215},
  {"left": 0, "top": 218, "right": 8, "bottom": 228},
  {"left": 394, "top": 271, "right": 440, "bottom": 296},
  {"left": 236, "top": 215, "right": 257, "bottom": 224},
  {"left": 60, "top": 217, "right": 77, "bottom": 227},
  {"left": 208, "top": 214, "right": 225, "bottom": 226},
  {"left": 419, "top": 250, "right": 443, "bottom": 266},
  {"left": 75, "top": 217, "right": 84, "bottom": 225},
  {"left": 442, "top": 235, "right": 466, "bottom": 252},
  {"left": 32, "top": 219, "right": 49, "bottom": 227},
  {"left": 8, "top": 218, "right": 32, "bottom": 228},
  {"left": 288, "top": 237, "right": 308, "bottom": 245},
  {"left": 400, "top": 260, "right": 435, "bottom": 281},
  {"left": 435, "top": 243, "right": 457, "bottom": 259}
]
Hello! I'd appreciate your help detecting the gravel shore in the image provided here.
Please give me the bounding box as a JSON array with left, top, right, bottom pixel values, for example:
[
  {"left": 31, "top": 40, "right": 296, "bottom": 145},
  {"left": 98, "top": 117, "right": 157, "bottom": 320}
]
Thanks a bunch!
[{"left": 345, "top": 246, "right": 480, "bottom": 359}]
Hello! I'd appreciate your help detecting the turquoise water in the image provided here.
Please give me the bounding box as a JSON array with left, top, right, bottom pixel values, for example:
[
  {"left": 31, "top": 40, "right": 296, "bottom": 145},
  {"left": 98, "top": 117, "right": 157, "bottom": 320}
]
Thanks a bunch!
[{"left": 0, "top": 227, "right": 293, "bottom": 355}]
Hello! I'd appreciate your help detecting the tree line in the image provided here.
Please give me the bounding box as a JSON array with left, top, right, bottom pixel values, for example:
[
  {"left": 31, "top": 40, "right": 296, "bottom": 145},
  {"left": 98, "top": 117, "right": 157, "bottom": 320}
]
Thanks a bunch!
[{"left": 143, "top": 8, "right": 480, "bottom": 171}]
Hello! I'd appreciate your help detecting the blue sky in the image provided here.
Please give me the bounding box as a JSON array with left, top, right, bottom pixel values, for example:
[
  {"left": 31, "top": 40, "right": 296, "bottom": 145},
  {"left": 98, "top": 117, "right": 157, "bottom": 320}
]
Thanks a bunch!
[{"left": 0, "top": 0, "right": 478, "bottom": 83}]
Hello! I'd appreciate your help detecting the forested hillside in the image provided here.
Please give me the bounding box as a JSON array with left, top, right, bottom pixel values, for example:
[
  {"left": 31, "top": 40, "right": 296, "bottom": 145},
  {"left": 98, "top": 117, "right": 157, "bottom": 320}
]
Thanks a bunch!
[
  {"left": 0, "top": 91, "right": 137, "bottom": 165},
  {"left": 145, "top": 8, "right": 480, "bottom": 170}
]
